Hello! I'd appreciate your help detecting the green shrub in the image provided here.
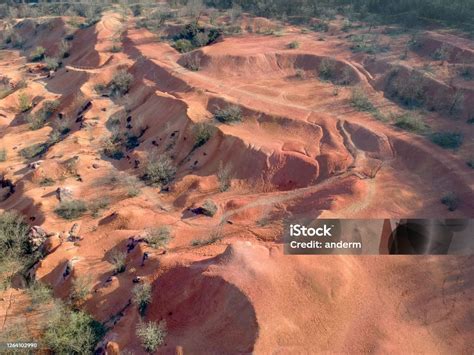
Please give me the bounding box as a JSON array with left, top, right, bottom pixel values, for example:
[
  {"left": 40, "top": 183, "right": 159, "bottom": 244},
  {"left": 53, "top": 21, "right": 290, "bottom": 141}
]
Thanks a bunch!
[
  {"left": 44, "top": 56, "right": 60, "bottom": 71},
  {"left": 101, "top": 137, "right": 124, "bottom": 160},
  {"left": 0, "top": 211, "right": 30, "bottom": 288},
  {"left": 202, "top": 199, "right": 217, "bottom": 217},
  {"left": 312, "top": 21, "right": 329, "bottom": 32},
  {"left": 28, "top": 281, "right": 53, "bottom": 305},
  {"left": 43, "top": 302, "right": 105, "bottom": 355},
  {"left": 29, "top": 46, "right": 46, "bottom": 62},
  {"left": 132, "top": 283, "right": 152, "bottom": 315},
  {"left": 0, "top": 211, "right": 30, "bottom": 260},
  {"left": 39, "top": 177, "right": 55, "bottom": 186},
  {"left": 145, "top": 226, "right": 171, "bottom": 249},
  {"left": 390, "top": 71, "right": 425, "bottom": 107},
  {"left": 94, "top": 82, "right": 107, "bottom": 94},
  {"left": 441, "top": 192, "right": 459, "bottom": 211},
  {"left": 319, "top": 58, "right": 335, "bottom": 81},
  {"left": 393, "top": 112, "right": 427, "bottom": 133},
  {"left": 467, "top": 159, "right": 474, "bottom": 169},
  {"left": 0, "top": 148, "right": 6, "bottom": 162},
  {"left": 17, "top": 91, "right": 32, "bottom": 112},
  {"left": 42, "top": 100, "right": 60, "bottom": 116},
  {"left": 432, "top": 44, "right": 450, "bottom": 60},
  {"left": 172, "top": 23, "right": 222, "bottom": 52},
  {"left": 19, "top": 142, "right": 49, "bottom": 160},
  {"left": 26, "top": 113, "right": 46, "bottom": 130},
  {"left": 109, "top": 44, "right": 122, "bottom": 53},
  {"left": 125, "top": 176, "right": 142, "bottom": 197},
  {"left": 193, "top": 122, "right": 213, "bottom": 148},
  {"left": 88, "top": 197, "right": 110, "bottom": 218},
  {"left": 349, "top": 34, "right": 386, "bottom": 54},
  {"left": 287, "top": 40, "right": 299, "bottom": 49},
  {"left": 214, "top": 105, "right": 242, "bottom": 123},
  {"left": 430, "top": 132, "right": 463, "bottom": 149},
  {"left": 217, "top": 161, "right": 232, "bottom": 192},
  {"left": 109, "top": 69, "right": 133, "bottom": 97},
  {"left": 70, "top": 275, "right": 92, "bottom": 304},
  {"left": 58, "top": 39, "right": 71, "bottom": 58},
  {"left": 136, "top": 320, "right": 166, "bottom": 352},
  {"left": 143, "top": 154, "right": 176, "bottom": 187},
  {"left": 295, "top": 68, "right": 306, "bottom": 79},
  {"left": 110, "top": 250, "right": 127, "bottom": 274},
  {"left": 173, "top": 39, "right": 194, "bottom": 53},
  {"left": 181, "top": 53, "right": 201, "bottom": 71},
  {"left": 191, "top": 228, "right": 222, "bottom": 246},
  {"left": 350, "top": 87, "right": 375, "bottom": 111},
  {"left": 54, "top": 200, "right": 87, "bottom": 220}
]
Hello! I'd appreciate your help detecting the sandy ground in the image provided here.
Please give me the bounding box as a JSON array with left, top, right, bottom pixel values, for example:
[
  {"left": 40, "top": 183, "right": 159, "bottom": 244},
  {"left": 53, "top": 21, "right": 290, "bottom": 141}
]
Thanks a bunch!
[{"left": 0, "top": 10, "right": 473, "bottom": 354}]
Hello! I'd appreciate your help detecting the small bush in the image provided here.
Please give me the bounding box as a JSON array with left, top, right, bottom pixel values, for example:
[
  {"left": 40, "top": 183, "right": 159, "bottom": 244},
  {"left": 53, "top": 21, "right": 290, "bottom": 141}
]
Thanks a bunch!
[
  {"left": 287, "top": 41, "right": 299, "bottom": 49},
  {"left": 191, "top": 228, "right": 222, "bottom": 246},
  {"left": 143, "top": 154, "right": 176, "bottom": 187},
  {"left": 110, "top": 250, "right": 127, "bottom": 274},
  {"left": 390, "top": 71, "right": 425, "bottom": 107},
  {"left": 0, "top": 211, "right": 29, "bottom": 258},
  {"left": 319, "top": 58, "right": 335, "bottom": 81},
  {"left": 26, "top": 113, "right": 46, "bottom": 130},
  {"left": 173, "top": 38, "right": 194, "bottom": 53},
  {"left": 109, "top": 69, "right": 133, "bottom": 97},
  {"left": 312, "top": 21, "right": 329, "bottom": 32},
  {"left": 136, "top": 320, "right": 166, "bottom": 352},
  {"left": 19, "top": 142, "right": 49, "bottom": 160},
  {"left": 101, "top": 137, "right": 124, "bottom": 160},
  {"left": 44, "top": 57, "right": 60, "bottom": 71},
  {"left": 217, "top": 161, "right": 232, "bottom": 192},
  {"left": 430, "top": 132, "right": 463, "bottom": 149},
  {"left": 202, "top": 199, "right": 217, "bottom": 217},
  {"left": 214, "top": 105, "right": 242, "bottom": 123},
  {"left": 467, "top": 158, "right": 474, "bottom": 169},
  {"left": 27, "top": 281, "right": 53, "bottom": 305},
  {"left": 295, "top": 68, "right": 306, "bottom": 79},
  {"left": 193, "top": 122, "right": 213, "bottom": 148},
  {"left": 145, "top": 226, "right": 171, "bottom": 249},
  {"left": 88, "top": 197, "right": 110, "bottom": 218},
  {"left": 39, "top": 177, "right": 55, "bottom": 186},
  {"left": 125, "top": 176, "right": 142, "bottom": 197},
  {"left": 181, "top": 54, "right": 201, "bottom": 71},
  {"left": 71, "top": 275, "right": 92, "bottom": 304},
  {"left": 109, "top": 44, "right": 122, "bottom": 53},
  {"left": 393, "top": 113, "right": 427, "bottom": 133},
  {"left": 29, "top": 46, "right": 46, "bottom": 62},
  {"left": 132, "top": 283, "right": 152, "bottom": 315},
  {"left": 432, "top": 44, "right": 450, "bottom": 60},
  {"left": 54, "top": 200, "right": 87, "bottom": 220},
  {"left": 17, "top": 91, "right": 32, "bottom": 112},
  {"left": 94, "top": 83, "right": 107, "bottom": 94},
  {"left": 42, "top": 100, "right": 60, "bottom": 116},
  {"left": 350, "top": 88, "right": 375, "bottom": 112},
  {"left": 58, "top": 39, "right": 71, "bottom": 58},
  {"left": 0, "top": 148, "right": 6, "bottom": 162},
  {"left": 43, "top": 302, "right": 105, "bottom": 355},
  {"left": 441, "top": 192, "right": 459, "bottom": 211}
]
